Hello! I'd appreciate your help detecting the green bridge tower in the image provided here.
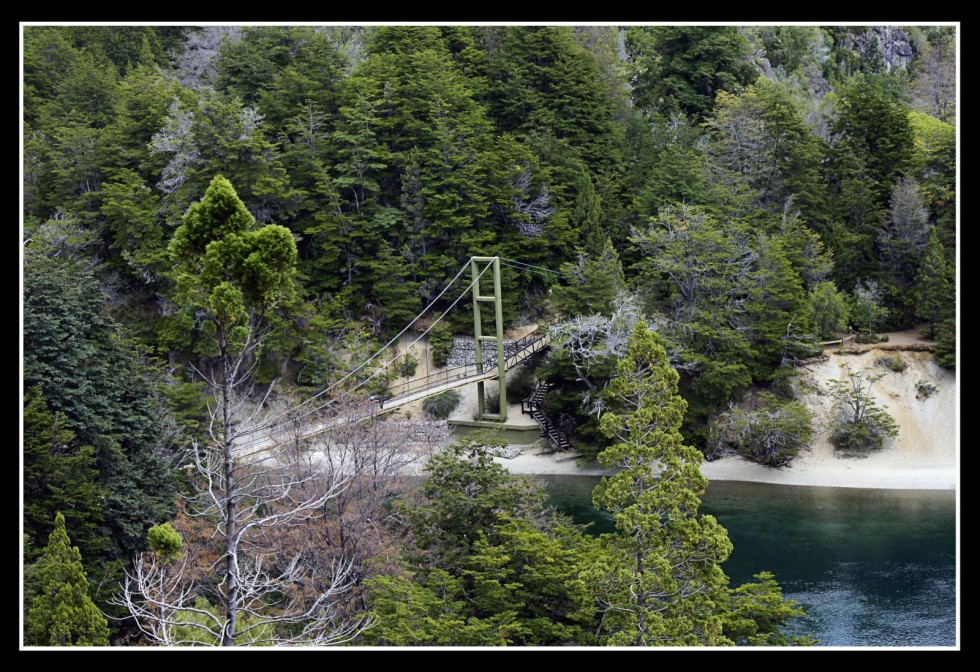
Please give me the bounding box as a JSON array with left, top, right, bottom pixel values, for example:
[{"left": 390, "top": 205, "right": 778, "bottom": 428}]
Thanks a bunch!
[{"left": 470, "top": 256, "right": 507, "bottom": 422}]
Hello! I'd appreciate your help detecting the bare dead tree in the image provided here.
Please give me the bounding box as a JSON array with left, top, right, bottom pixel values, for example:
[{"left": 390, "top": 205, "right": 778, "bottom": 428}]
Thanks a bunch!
[
  {"left": 23, "top": 211, "right": 100, "bottom": 263},
  {"left": 549, "top": 292, "right": 641, "bottom": 415},
  {"left": 115, "top": 424, "right": 365, "bottom": 645},
  {"left": 881, "top": 175, "right": 930, "bottom": 255},
  {"left": 301, "top": 407, "right": 451, "bottom": 612},
  {"left": 149, "top": 98, "right": 199, "bottom": 195},
  {"left": 496, "top": 163, "right": 556, "bottom": 237},
  {"left": 315, "top": 26, "right": 370, "bottom": 75},
  {"left": 703, "top": 95, "right": 783, "bottom": 210},
  {"left": 320, "top": 409, "right": 448, "bottom": 525},
  {"left": 631, "top": 204, "right": 755, "bottom": 323},
  {"left": 172, "top": 26, "right": 242, "bottom": 91},
  {"left": 114, "top": 317, "right": 370, "bottom": 646},
  {"left": 780, "top": 198, "right": 833, "bottom": 286},
  {"left": 114, "top": 315, "right": 451, "bottom": 645}
]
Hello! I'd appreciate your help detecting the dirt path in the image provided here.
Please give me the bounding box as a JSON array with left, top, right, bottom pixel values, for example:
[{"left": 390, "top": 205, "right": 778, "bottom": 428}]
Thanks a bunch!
[
  {"left": 882, "top": 327, "right": 935, "bottom": 346},
  {"left": 824, "top": 326, "right": 937, "bottom": 353}
]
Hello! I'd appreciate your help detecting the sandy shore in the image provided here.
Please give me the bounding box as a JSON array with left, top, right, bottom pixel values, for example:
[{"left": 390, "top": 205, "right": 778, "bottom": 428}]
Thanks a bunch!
[
  {"left": 491, "top": 336, "right": 957, "bottom": 491},
  {"left": 390, "top": 326, "right": 959, "bottom": 491},
  {"left": 492, "top": 444, "right": 957, "bottom": 490}
]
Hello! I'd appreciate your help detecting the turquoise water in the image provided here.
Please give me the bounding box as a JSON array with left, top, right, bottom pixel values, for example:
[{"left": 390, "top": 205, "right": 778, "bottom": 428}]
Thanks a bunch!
[{"left": 536, "top": 475, "right": 957, "bottom": 647}]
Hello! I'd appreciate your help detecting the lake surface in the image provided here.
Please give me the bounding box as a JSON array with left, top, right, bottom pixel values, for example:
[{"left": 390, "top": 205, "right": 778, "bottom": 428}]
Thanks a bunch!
[{"left": 536, "top": 475, "right": 957, "bottom": 647}]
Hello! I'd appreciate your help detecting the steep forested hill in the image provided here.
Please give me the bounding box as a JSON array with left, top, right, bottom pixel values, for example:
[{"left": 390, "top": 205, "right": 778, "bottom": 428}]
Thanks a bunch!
[{"left": 22, "top": 24, "right": 956, "bottom": 647}]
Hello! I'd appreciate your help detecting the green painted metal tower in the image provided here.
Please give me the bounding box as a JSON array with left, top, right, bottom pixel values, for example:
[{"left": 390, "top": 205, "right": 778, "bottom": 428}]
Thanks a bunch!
[{"left": 470, "top": 256, "right": 507, "bottom": 422}]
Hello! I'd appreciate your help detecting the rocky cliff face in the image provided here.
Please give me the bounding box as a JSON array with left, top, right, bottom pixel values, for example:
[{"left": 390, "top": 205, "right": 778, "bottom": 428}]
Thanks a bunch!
[{"left": 841, "top": 26, "right": 915, "bottom": 73}]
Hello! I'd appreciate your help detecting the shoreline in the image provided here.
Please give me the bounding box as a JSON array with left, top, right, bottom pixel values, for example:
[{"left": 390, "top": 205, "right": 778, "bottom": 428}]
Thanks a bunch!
[
  {"left": 491, "top": 446, "right": 957, "bottom": 491},
  {"left": 439, "top": 327, "right": 957, "bottom": 492}
]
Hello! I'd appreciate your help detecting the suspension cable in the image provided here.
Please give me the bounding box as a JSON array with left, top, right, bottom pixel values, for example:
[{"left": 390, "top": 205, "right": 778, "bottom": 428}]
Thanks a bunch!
[
  {"left": 347, "top": 258, "right": 493, "bottom": 397},
  {"left": 238, "top": 258, "right": 472, "bottom": 436},
  {"left": 236, "top": 259, "right": 495, "bottom": 450},
  {"left": 499, "top": 257, "right": 572, "bottom": 278}
]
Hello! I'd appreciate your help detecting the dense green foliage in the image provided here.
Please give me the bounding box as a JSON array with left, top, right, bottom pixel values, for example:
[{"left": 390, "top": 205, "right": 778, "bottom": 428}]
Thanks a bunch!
[
  {"left": 807, "top": 282, "right": 851, "bottom": 340},
  {"left": 554, "top": 238, "right": 627, "bottom": 317},
  {"left": 22, "top": 24, "right": 954, "bottom": 647},
  {"left": 915, "top": 228, "right": 954, "bottom": 337},
  {"left": 23, "top": 255, "right": 176, "bottom": 623},
  {"left": 591, "top": 321, "right": 735, "bottom": 644},
  {"left": 22, "top": 23, "right": 955, "bottom": 384},
  {"left": 23, "top": 388, "right": 106, "bottom": 570},
  {"left": 626, "top": 26, "right": 757, "bottom": 120},
  {"left": 366, "top": 425, "right": 810, "bottom": 646},
  {"left": 933, "top": 317, "right": 957, "bottom": 369},
  {"left": 428, "top": 315, "right": 454, "bottom": 368},
  {"left": 168, "top": 173, "right": 299, "bottom": 358},
  {"left": 721, "top": 393, "right": 814, "bottom": 467},
  {"left": 422, "top": 390, "right": 461, "bottom": 419},
  {"left": 588, "top": 321, "right": 811, "bottom": 645},
  {"left": 25, "top": 513, "right": 111, "bottom": 646},
  {"left": 146, "top": 522, "right": 183, "bottom": 561},
  {"left": 364, "top": 437, "right": 603, "bottom": 646}
]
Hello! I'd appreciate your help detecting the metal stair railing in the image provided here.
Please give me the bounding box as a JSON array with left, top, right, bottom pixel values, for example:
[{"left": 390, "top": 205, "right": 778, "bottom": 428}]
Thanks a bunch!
[{"left": 521, "top": 379, "right": 573, "bottom": 451}]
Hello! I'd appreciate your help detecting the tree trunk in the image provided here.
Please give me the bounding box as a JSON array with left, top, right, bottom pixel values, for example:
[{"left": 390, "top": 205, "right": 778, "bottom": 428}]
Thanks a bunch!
[
  {"left": 634, "top": 476, "right": 646, "bottom": 646},
  {"left": 220, "top": 333, "right": 238, "bottom": 647}
]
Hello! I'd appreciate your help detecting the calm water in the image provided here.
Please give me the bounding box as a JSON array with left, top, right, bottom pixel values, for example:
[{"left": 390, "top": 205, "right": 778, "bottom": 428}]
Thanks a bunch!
[{"left": 536, "top": 475, "right": 957, "bottom": 647}]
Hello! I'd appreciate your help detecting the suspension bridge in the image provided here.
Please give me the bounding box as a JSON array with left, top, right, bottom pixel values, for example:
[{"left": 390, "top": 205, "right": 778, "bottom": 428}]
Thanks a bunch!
[{"left": 234, "top": 256, "right": 570, "bottom": 459}]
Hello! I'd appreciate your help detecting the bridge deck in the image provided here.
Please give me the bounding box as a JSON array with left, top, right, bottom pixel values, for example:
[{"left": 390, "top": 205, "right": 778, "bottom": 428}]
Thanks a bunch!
[
  {"left": 236, "top": 333, "right": 550, "bottom": 458},
  {"left": 379, "top": 366, "right": 501, "bottom": 411}
]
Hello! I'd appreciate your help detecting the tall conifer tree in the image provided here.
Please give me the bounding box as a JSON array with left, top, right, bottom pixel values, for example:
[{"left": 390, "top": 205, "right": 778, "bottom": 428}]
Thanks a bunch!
[{"left": 25, "top": 513, "right": 111, "bottom": 646}]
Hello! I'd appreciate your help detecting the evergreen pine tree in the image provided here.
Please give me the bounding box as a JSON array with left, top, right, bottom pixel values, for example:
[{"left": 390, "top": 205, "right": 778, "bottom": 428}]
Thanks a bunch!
[
  {"left": 25, "top": 513, "right": 111, "bottom": 646},
  {"left": 588, "top": 320, "right": 805, "bottom": 645},
  {"left": 625, "top": 26, "right": 757, "bottom": 120},
  {"left": 554, "top": 238, "right": 627, "bottom": 317},
  {"left": 23, "top": 257, "right": 177, "bottom": 592},
  {"left": 745, "top": 236, "right": 811, "bottom": 376},
  {"left": 23, "top": 388, "right": 106, "bottom": 567},
  {"left": 589, "top": 320, "right": 734, "bottom": 645},
  {"left": 915, "top": 228, "right": 954, "bottom": 338},
  {"left": 369, "top": 241, "right": 421, "bottom": 334}
]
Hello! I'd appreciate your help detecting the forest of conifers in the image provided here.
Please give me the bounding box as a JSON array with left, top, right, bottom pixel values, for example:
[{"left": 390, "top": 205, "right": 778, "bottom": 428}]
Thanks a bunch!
[{"left": 22, "top": 25, "right": 956, "bottom": 647}]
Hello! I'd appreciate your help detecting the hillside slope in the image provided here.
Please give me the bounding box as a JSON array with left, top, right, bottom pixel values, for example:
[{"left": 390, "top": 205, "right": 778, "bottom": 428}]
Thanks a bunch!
[
  {"left": 799, "top": 346, "right": 955, "bottom": 482},
  {"left": 699, "top": 344, "right": 957, "bottom": 489}
]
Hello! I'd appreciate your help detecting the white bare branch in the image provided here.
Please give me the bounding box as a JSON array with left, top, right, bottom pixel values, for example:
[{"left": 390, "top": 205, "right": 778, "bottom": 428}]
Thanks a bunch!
[{"left": 118, "top": 353, "right": 444, "bottom": 646}]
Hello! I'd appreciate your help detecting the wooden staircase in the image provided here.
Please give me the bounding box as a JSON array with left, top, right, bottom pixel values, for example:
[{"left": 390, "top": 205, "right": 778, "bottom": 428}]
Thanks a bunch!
[{"left": 521, "top": 380, "right": 573, "bottom": 452}]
